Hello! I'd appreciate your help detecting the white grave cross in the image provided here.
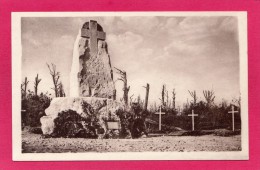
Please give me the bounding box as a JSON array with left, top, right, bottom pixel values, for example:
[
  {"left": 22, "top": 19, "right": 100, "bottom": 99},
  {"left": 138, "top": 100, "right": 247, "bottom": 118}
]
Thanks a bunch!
[
  {"left": 188, "top": 110, "right": 198, "bottom": 131},
  {"left": 155, "top": 106, "right": 165, "bottom": 131},
  {"left": 228, "top": 105, "right": 239, "bottom": 131}
]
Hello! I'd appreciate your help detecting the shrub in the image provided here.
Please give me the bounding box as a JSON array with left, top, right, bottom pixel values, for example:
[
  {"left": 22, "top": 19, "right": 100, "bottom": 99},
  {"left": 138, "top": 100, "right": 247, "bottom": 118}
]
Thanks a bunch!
[
  {"left": 115, "top": 102, "right": 148, "bottom": 138},
  {"left": 52, "top": 109, "right": 99, "bottom": 138},
  {"left": 21, "top": 92, "right": 51, "bottom": 127}
]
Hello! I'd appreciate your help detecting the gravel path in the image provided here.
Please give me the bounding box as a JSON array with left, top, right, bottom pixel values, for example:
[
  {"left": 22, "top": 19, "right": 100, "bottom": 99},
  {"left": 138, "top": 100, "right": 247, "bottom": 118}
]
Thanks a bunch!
[{"left": 22, "top": 131, "right": 241, "bottom": 153}]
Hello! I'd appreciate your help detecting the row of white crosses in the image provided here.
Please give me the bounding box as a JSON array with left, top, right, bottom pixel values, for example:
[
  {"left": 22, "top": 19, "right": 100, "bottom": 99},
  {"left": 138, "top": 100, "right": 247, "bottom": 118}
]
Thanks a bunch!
[
  {"left": 155, "top": 106, "right": 199, "bottom": 131},
  {"left": 155, "top": 105, "right": 239, "bottom": 131}
]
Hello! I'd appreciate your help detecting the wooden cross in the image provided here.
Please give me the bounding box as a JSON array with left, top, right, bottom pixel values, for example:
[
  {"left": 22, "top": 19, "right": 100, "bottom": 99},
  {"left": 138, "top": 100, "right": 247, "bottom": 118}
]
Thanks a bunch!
[
  {"left": 188, "top": 110, "right": 198, "bottom": 131},
  {"left": 81, "top": 20, "right": 106, "bottom": 54},
  {"left": 228, "top": 105, "right": 239, "bottom": 131},
  {"left": 155, "top": 106, "right": 165, "bottom": 131}
]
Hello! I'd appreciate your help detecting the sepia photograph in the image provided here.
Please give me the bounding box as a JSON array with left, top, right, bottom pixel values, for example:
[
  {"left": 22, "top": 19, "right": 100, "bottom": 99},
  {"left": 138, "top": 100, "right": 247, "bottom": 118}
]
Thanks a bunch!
[{"left": 12, "top": 12, "right": 248, "bottom": 160}]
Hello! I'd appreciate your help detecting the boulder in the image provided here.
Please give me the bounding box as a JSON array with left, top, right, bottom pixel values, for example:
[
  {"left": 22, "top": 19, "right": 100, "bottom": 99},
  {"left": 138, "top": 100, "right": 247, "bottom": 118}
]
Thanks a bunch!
[{"left": 40, "top": 97, "right": 123, "bottom": 137}]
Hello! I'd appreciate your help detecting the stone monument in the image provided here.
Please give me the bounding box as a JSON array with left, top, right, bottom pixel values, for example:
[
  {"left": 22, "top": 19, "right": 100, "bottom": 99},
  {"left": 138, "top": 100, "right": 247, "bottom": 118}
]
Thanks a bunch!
[
  {"left": 40, "top": 20, "right": 122, "bottom": 138},
  {"left": 70, "top": 20, "right": 115, "bottom": 99}
]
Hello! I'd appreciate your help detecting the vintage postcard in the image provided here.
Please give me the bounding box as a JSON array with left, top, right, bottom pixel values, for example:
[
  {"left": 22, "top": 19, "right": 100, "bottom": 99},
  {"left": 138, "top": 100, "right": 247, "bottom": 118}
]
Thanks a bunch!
[{"left": 12, "top": 12, "right": 248, "bottom": 160}]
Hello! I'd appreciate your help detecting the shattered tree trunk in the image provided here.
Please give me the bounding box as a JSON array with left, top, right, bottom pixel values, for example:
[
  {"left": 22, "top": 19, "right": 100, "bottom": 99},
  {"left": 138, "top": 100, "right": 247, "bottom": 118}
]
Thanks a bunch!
[
  {"left": 114, "top": 67, "right": 130, "bottom": 106},
  {"left": 59, "top": 82, "right": 66, "bottom": 97},
  {"left": 160, "top": 84, "right": 166, "bottom": 106},
  {"left": 123, "top": 73, "right": 129, "bottom": 106},
  {"left": 143, "top": 83, "right": 150, "bottom": 111},
  {"left": 22, "top": 77, "right": 29, "bottom": 98},
  {"left": 166, "top": 90, "right": 169, "bottom": 108},
  {"left": 203, "top": 90, "right": 215, "bottom": 106},
  {"left": 47, "top": 63, "right": 60, "bottom": 97},
  {"left": 188, "top": 90, "right": 197, "bottom": 105},
  {"left": 172, "top": 89, "right": 176, "bottom": 109},
  {"left": 34, "top": 74, "right": 41, "bottom": 96}
]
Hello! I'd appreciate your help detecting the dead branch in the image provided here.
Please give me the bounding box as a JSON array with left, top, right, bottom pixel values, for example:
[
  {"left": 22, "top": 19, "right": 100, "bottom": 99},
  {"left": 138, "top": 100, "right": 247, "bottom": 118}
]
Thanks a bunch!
[
  {"left": 114, "top": 67, "right": 129, "bottom": 106},
  {"left": 203, "top": 90, "right": 215, "bottom": 105},
  {"left": 143, "top": 83, "right": 150, "bottom": 110},
  {"left": 188, "top": 90, "right": 197, "bottom": 105},
  {"left": 47, "top": 63, "right": 60, "bottom": 97},
  {"left": 21, "top": 77, "right": 29, "bottom": 98},
  {"left": 34, "top": 74, "right": 41, "bottom": 96}
]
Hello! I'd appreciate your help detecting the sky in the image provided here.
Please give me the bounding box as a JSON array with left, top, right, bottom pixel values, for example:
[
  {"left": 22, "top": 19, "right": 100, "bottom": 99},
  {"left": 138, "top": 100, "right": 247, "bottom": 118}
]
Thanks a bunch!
[{"left": 21, "top": 16, "right": 240, "bottom": 108}]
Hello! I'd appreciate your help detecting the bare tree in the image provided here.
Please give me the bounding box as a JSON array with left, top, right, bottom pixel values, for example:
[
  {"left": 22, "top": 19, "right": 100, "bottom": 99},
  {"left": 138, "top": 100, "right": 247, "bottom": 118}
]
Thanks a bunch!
[
  {"left": 203, "top": 90, "right": 215, "bottom": 106},
  {"left": 58, "top": 82, "right": 66, "bottom": 97},
  {"left": 34, "top": 74, "right": 41, "bottom": 96},
  {"left": 21, "top": 77, "right": 29, "bottom": 98},
  {"left": 47, "top": 63, "right": 60, "bottom": 97},
  {"left": 114, "top": 67, "right": 130, "bottom": 106},
  {"left": 159, "top": 84, "right": 166, "bottom": 106},
  {"left": 166, "top": 90, "right": 169, "bottom": 108},
  {"left": 172, "top": 89, "right": 176, "bottom": 109},
  {"left": 129, "top": 94, "right": 134, "bottom": 105},
  {"left": 188, "top": 90, "right": 197, "bottom": 105},
  {"left": 177, "top": 106, "right": 181, "bottom": 115},
  {"left": 168, "top": 99, "right": 172, "bottom": 109},
  {"left": 143, "top": 83, "right": 150, "bottom": 111}
]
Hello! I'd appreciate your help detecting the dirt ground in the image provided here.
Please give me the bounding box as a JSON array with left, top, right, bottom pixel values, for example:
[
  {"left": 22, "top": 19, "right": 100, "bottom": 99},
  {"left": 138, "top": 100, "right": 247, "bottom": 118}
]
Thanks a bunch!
[{"left": 22, "top": 130, "right": 241, "bottom": 153}]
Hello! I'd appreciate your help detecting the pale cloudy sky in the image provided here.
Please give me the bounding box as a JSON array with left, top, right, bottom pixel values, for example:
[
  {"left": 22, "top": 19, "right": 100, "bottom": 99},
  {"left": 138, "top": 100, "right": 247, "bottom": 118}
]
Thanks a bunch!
[{"left": 21, "top": 16, "right": 240, "bottom": 107}]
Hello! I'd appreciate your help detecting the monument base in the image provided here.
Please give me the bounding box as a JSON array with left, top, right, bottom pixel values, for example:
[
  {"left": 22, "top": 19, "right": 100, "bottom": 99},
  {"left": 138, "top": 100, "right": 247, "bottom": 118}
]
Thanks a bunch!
[{"left": 40, "top": 97, "right": 123, "bottom": 138}]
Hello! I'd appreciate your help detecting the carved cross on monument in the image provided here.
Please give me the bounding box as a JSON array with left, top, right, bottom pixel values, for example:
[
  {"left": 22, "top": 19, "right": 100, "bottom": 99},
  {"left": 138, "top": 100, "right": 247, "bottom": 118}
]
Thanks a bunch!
[
  {"left": 188, "top": 110, "right": 198, "bottom": 131},
  {"left": 155, "top": 106, "right": 165, "bottom": 131},
  {"left": 228, "top": 105, "right": 239, "bottom": 131},
  {"left": 81, "top": 20, "right": 106, "bottom": 54}
]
